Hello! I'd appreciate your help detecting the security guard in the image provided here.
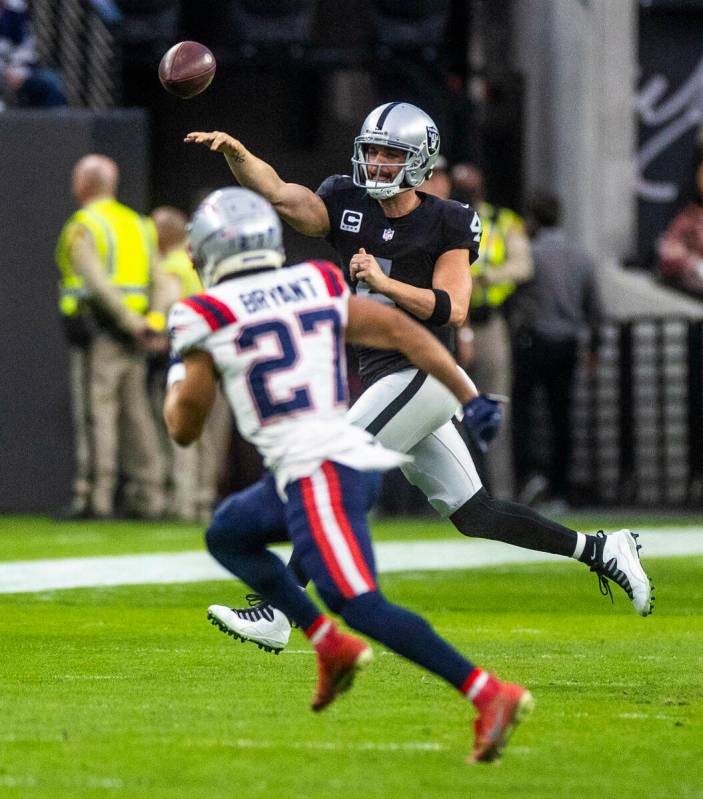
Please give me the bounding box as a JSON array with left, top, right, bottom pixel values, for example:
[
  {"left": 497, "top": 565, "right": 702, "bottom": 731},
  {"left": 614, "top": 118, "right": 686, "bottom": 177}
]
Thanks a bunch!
[
  {"left": 55, "top": 154, "right": 165, "bottom": 518},
  {"left": 451, "top": 162, "right": 533, "bottom": 499},
  {"left": 150, "top": 205, "right": 231, "bottom": 521}
]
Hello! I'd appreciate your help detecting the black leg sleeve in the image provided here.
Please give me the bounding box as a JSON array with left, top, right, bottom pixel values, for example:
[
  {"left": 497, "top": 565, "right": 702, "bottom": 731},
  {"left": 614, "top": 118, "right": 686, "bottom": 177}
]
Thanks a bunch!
[{"left": 450, "top": 487, "right": 578, "bottom": 557}]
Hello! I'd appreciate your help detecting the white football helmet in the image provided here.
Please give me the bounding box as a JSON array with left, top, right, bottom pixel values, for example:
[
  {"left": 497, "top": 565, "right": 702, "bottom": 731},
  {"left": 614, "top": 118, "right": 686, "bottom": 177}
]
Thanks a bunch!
[
  {"left": 188, "top": 187, "right": 285, "bottom": 288},
  {"left": 352, "top": 102, "right": 441, "bottom": 200}
]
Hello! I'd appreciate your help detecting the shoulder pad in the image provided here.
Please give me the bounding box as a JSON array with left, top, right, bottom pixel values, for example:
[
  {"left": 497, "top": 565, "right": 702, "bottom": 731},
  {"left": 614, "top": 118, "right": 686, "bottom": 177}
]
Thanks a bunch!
[
  {"left": 305, "top": 259, "right": 348, "bottom": 297},
  {"left": 168, "top": 297, "right": 217, "bottom": 356}
]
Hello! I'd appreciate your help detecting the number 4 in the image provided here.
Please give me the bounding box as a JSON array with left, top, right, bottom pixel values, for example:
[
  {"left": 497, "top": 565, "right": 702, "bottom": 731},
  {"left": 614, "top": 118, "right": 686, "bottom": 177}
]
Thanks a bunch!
[{"left": 470, "top": 212, "right": 482, "bottom": 243}]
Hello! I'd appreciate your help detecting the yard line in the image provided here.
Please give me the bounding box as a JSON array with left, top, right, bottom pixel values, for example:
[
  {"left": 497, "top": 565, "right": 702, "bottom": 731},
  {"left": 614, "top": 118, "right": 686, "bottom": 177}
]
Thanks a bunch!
[
  {"left": 0, "top": 530, "right": 700, "bottom": 594},
  {"left": 211, "top": 737, "right": 447, "bottom": 753}
]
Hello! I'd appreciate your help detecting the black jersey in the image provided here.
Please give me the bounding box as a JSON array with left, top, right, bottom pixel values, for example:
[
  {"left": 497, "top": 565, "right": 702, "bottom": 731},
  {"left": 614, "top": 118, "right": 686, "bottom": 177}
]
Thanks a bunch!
[{"left": 317, "top": 174, "right": 481, "bottom": 386}]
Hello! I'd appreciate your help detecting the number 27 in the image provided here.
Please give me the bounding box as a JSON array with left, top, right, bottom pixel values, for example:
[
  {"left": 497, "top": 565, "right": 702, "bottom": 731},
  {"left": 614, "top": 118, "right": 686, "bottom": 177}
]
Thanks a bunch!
[{"left": 236, "top": 307, "right": 346, "bottom": 422}]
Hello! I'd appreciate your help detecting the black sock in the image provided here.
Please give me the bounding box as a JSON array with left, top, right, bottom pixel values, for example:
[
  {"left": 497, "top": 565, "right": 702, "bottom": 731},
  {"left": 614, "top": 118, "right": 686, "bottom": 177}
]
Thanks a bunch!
[{"left": 576, "top": 533, "right": 601, "bottom": 565}]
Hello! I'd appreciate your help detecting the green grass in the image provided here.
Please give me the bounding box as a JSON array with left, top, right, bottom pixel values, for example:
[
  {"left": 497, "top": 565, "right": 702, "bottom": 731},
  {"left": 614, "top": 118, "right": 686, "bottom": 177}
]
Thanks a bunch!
[
  {"left": 1, "top": 511, "right": 700, "bottom": 561},
  {"left": 1, "top": 554, "right": 701, "bottom": 798},
  {"left": 0, "top": 515, "right": 204, "bottom": 561}
]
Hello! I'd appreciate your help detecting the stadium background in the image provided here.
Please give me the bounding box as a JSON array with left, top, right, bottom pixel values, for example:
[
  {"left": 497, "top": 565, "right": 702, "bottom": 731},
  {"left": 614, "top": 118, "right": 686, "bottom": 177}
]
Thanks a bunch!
[{"left": 2, "top": 0, "right": 703, "bottom": 513}]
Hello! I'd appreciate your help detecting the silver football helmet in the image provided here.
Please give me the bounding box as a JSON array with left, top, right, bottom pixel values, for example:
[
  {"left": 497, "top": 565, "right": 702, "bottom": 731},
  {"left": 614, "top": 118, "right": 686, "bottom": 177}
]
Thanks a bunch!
[
  {"left": 188, "top": 187, "right": 285, "bottom": 288},
  {"left": 352, "top": 102, "right": 441, "bottom": 200}
]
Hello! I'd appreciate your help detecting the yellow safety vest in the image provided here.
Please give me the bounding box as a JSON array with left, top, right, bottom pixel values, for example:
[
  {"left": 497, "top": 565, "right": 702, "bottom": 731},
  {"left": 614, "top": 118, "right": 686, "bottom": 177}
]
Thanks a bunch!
[
  {"left": 161, "top": 247, "right": 202, "bottom": 298},
  {"left": 470, "top": 202, "right": 525, "bottom": 309},
  {"left": 55, "top": 198, "right": 156, "bottom": 317}
]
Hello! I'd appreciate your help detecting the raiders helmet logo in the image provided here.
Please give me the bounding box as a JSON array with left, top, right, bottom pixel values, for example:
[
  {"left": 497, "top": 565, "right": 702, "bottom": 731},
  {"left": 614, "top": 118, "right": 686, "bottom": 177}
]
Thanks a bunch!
[{"left": 426, "top": 126, "right": 440, "bottom": 155}]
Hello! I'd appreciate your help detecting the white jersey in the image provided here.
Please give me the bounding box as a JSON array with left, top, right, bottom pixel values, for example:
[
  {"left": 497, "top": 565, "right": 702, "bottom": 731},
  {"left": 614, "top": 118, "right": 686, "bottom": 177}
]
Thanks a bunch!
[{"left": 168, "top": 259, "right": 409, "bottom": 493}]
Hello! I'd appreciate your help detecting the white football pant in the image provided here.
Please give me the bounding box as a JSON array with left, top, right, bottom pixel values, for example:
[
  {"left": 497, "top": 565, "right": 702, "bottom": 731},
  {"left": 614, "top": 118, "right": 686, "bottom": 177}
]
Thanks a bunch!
[{"left": 346, "top": 368, "right": 482, "bottom": 517}]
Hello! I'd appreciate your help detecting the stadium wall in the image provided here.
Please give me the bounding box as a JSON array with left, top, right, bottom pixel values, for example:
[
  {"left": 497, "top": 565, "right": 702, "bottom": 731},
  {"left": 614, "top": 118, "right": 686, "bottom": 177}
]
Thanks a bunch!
[
  {"left": 513, "top": 0, "right": 637, "bottom": 263},
  {"left": 0, "top": 109, "right": 150, "bottom": 512}
]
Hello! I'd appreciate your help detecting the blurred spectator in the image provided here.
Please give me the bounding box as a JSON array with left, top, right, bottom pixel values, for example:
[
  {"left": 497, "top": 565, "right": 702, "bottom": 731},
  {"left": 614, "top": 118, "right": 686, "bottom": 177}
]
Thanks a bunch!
[
  {"left": 150, "top": 205, "right": 231, "bottom": 522},
  {"left": 55, "top": 154, "right": 165, "bottom": 519},
  {"left": 657, "top": 158, "right": 703, "bottom": 297},
  {"left": 451, "top": 162, "right": 533, "bottom": 498},
  {"left": 510, "top": 190, "right": 603, "bottom": 510},
  {"left": 0, "top": 0, "right": 66, "bottom": 109},
  {"left": 422, "top": 154, "right": 451, "bottom": 199}
]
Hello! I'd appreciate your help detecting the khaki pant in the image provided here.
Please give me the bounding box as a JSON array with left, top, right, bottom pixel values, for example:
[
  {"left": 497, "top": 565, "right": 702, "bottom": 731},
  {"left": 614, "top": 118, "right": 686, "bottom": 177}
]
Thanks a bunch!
[
  {"left": 87, "top": 333, "right": 164, "bottom": 516},
  {"left": 470, "top": 313, "right": 515, "bottom": 499},
  {"left": 149, "top": 367, "right": 231, "bottom": 522},
  {"left": 68, "top": 346, "right": 92, "bottom": 511},
  {"left": 170, "top": 391, "right": 231, "bottom": 521}
]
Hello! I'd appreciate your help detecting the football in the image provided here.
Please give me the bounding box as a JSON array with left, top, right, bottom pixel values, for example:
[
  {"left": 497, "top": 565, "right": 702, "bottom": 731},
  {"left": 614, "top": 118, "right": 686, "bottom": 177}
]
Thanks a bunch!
[{"left": 159, "top": 41, "right": 216, "bottom": 99}]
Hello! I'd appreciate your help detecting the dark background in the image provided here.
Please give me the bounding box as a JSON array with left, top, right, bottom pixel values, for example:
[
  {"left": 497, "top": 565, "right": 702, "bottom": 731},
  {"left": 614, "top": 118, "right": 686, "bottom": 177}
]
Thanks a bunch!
[
  {"left": 0, "top": 110, "right": 150, "bottom": 511},
  {"left": 3, "top": 0, "right": 703, "bottom": 511}
]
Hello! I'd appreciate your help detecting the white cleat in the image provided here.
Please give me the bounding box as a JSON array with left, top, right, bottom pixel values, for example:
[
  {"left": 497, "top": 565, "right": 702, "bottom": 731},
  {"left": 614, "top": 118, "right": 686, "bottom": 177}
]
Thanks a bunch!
[
  {"left": 591, "top": 530, "right": 654, "bottom": 616},
  {"left": 208, "top": 597, "right": 292, "bottom": 653}
]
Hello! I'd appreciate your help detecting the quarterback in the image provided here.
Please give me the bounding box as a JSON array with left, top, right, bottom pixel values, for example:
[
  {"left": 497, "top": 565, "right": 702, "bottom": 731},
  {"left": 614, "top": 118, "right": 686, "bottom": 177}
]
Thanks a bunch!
[{"left": 185, "top": 102, "right": 652, "bottom": 652}]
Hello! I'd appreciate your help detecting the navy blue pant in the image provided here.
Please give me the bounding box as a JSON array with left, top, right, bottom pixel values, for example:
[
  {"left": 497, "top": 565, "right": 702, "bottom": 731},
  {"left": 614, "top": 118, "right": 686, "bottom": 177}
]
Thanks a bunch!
[{"left": 206, "top": 462, "right": 475, "bottom": 691}]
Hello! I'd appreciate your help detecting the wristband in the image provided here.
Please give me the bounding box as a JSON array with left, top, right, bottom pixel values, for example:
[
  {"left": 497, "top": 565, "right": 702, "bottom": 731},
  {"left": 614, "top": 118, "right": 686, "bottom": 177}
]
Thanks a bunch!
[
  {"left": 166, "top": 361, "right": 186, "bottom": 389},
  {"left": 427, "top": 288, "right": 452, "bottom": 326}
]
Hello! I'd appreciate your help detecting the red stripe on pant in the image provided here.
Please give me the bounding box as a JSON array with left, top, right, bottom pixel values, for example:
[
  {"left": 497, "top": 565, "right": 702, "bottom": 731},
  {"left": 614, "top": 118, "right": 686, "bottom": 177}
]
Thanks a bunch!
[
  {"left": 321, "top": 462, "right": 376, "bottom": 591},
  {"left": 300, "top": 474, "right": 355, "bottom": 600}
]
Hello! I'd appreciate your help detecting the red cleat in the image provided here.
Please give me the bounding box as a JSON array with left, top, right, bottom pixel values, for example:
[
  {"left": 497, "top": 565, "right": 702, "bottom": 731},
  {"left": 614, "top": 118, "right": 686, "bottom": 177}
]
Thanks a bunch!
[
  {"left": 468, "top": 682, "right": 534, "bottom": 763},
  {"left": 311, "top": 629, "right": 373, "bottom": 712}
]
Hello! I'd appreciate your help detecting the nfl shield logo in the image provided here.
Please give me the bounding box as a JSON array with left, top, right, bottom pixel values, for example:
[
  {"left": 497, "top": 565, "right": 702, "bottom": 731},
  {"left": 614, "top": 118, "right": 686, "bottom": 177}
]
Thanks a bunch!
[{"left": 382, "top": 228, "right": 395, "bottom": 241}]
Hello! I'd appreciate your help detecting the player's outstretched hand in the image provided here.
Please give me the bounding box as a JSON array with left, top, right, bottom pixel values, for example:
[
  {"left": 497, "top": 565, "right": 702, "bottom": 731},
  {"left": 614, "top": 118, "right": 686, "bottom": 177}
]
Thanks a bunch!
[
  {"left": 184, "top": 130, "right": 242, "bottom": 157},
  {"left": 462, "top": 394, "right": 502, "bottom": 453}
]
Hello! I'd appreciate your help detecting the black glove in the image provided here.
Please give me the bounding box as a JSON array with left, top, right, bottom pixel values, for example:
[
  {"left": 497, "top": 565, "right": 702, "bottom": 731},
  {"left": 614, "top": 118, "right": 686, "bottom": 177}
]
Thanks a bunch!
[{"left": 462, "top": 394, "right": 502, "bottom": 453}]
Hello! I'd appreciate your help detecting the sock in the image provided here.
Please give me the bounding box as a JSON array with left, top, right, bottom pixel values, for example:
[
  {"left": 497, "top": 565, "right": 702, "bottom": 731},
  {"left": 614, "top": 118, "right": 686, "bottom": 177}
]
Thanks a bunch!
[
  {"left": 287, "top": 547, "right": 311, "bottom": 589},
  {"left": 573, "top": 532, "right": 599, "bottom": 564},
  {"left": 205, "top": 527, "right": 321, "bottom": 630},
  {"left": 304, "top": 616, "right": 334, "bottom": 649},
  {"left": 341, "top": 591, "right": 476, "bottom": 690},
  {"left": 461, "top": 669, "right": 501, "bottom": 711}
]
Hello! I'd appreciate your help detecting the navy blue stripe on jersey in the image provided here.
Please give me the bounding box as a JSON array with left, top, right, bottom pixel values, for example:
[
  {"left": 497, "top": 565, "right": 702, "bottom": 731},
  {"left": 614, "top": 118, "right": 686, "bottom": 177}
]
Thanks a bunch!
[
  {"left": 183, "top": 294, "right": 237, "bottom": 331},
  {"left": 375, "top": 101, "right": 401, "bottom": 130},
  {"left": 365, "top": 370, "right": 427, "bottom": 435},
  {"left": 309, "top": 260, "right": 344, "bottom": 297}
]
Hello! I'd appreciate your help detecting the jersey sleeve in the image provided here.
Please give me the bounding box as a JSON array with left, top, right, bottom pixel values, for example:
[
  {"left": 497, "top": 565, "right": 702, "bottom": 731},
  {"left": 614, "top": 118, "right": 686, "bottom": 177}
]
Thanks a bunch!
[
  {"left": 440, "top": 201, "right": 483, "bottom": 264},
  {"left": 167, "top": 297, "right": 212, "bottom": 357},
  {"left": 316, "top": 174, "right": 347, "bottom": 246},
  {"left": 307, "top": 259, "right": 350, "bottom": 301}
]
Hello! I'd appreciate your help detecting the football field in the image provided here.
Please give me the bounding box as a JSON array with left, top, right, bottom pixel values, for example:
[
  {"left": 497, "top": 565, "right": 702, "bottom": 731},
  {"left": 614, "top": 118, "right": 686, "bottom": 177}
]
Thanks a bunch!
[{"left": 0, "top": 515, "right": 701, "bottom": 798}]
